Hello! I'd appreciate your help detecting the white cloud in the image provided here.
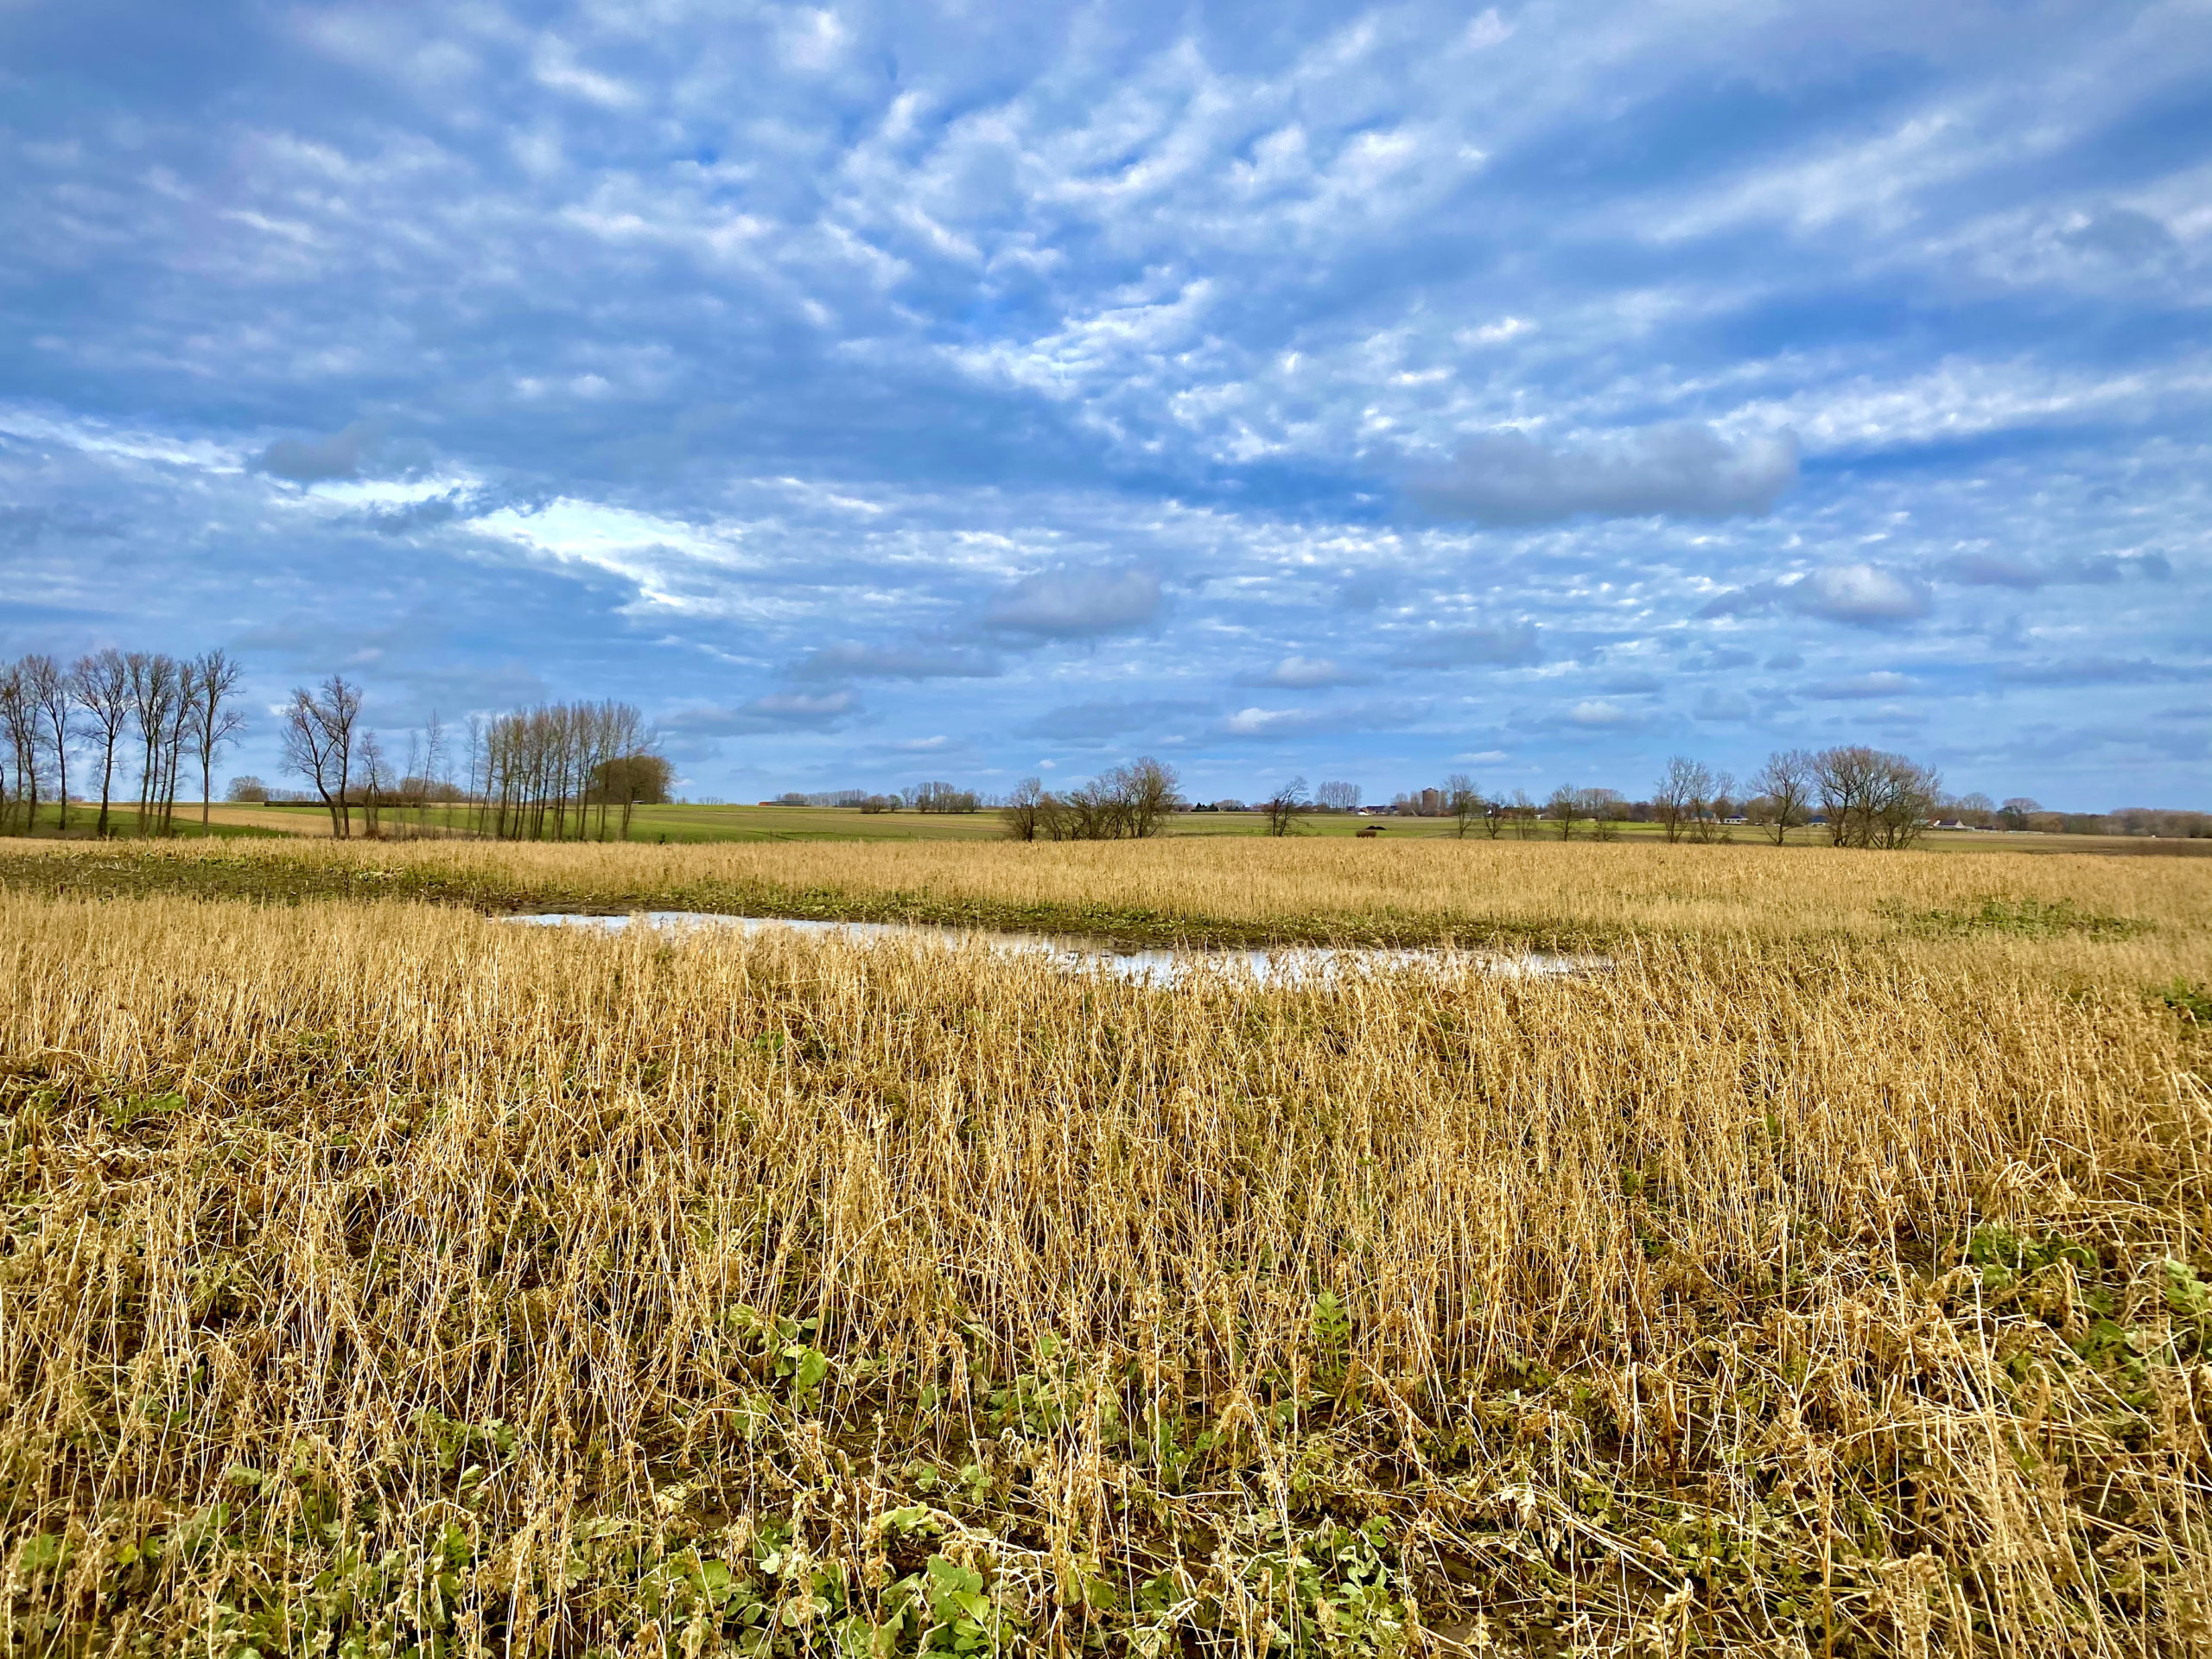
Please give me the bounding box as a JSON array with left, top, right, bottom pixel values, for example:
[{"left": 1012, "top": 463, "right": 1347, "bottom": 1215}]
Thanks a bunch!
[
  {"left": 1457, "top": 316, "right": 1535, "bottom": 346},
  {"left": 1795, "top": 565, "right": 1930, "bottom": 625},
  {"left": 1242, "top": 654, "right": 1361, "bottom": 688},
  {"left": 1460, "top": 10, "right": 1513, "bottom": 50},
  {"left": 531, "top": 37, "right": 639, "bottom": 108},
  {"left": 1224, "top": 706, "right": 1306, "bottom": 735},
  {"left": 1700, "top": 563, "right": 1932, "bottom": 627},
  {"left": 778, "top": 9, "right": 851, "bottom": 72}
]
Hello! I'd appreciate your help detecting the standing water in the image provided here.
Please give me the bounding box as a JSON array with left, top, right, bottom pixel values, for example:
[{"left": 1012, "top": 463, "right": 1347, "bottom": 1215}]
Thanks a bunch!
[{"left": 497, "top": 912, "right": 1606, "bottom": 985}]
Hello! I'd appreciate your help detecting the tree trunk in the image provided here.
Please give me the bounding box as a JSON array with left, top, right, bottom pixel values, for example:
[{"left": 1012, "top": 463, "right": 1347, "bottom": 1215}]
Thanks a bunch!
[{"left": 96, "top": 741, "right": 116, "bottom": 838}]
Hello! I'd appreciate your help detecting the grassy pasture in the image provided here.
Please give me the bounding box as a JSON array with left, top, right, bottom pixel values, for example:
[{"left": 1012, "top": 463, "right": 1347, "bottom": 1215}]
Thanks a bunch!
[{"left": 1, "top": 838, "right": 2209, "bottom": 1656}]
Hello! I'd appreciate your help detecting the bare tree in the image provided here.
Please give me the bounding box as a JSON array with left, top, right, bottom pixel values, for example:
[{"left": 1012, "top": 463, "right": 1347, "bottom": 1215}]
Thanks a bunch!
[
  {"left": 592, "top": 753, "right": 672, "bottom": 838},
  {"left": 1122, "top": 757, "right": 1180, "bottom": 837},
  {"left": 1000, "top": 777, "right": 1054, "bottom": 842},
  {"left": 1446, "top": 773, "right": 1484, "bottom": 839},
  {"left": 1060, "top": 774, "right": 1116, "bottom": 839},
  {"left": 464, "top": 716, "right": 485, "bottom": 836},
  {"left": 1748, "top": 749, "right": 1815, "bottom": 846},
  {"left": 357, "top": 730, "right": 390, "bottom": 838},
  {"left": 1579, "top": 786, "right": 1626, "bottom": 841},
  {"left": 1815, "top": 746, "right": 1940, "bottom": 849},
  {"left": 1815, "top": 746, "right": 1876, "bottom": 847},
  {"left": 159, "top": 658, "right": 197, "bottom": 833},
  {"left": 422, "top": 710, "right": 448, "bottom": 825},
  {"left": 1508, "top": 789, "right": 1539, "bottom": 838},
  {"left": 71, "top": 650, "right": 132, "bottom": 837},
  {"left": 124, "top": 652, "right": 186, "bottom": 835},
  {"left": 1947, "top": 791, "right": 1995, "bottom": 830},
  {"left": 0, "top": 662, "right": 39, "bottom": 834},
  {"left": 473, "top": 700, "right": 663, "bottom": 842},
  {"left": 1262, "top": 776, "right": 1309, "bottom": 838},
  {"left": 1655, "top": 756, "right": 1708, "bottom": 843},
  {"left": 1050, "top": 758, "right": 1180, "bottom": 841},
  {"left": 283, "top": 675, "right": 363, "bottom": 838},
  {"left": 23, "top": 656, "right": 71, "bottom": 833},
  {"left": 1998, "top": 796, "right": 2041, "bottom": 833},
  {"left": 1869, "top": 753, "right": 1941, "bottom": 849},
  {"left": 906, "top": 781, "right": 982, "bottom": 814},
  {"left": 1688, "top": 766, "right": 1733, "bottom": 843},
  {"left": 1315, "top": 779, "right": 1360, "bottom": 812},
  {"left": 1542, "top": 784, "right": 1578, "bottom": 840}
]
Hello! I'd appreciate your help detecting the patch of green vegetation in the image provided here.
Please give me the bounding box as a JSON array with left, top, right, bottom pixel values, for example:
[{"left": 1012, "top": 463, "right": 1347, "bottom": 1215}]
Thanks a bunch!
[
  {"left": 101, "top": 1090, "right": 186, "bottom": 1131},
  {"left": 1964, "top": 1222, "right": 2101, "bottom": 1295},
  {"left": 1960, "top": 1224, "right": 2212, "bottom": 1385},
  {"left": 2155, "top": 979, "right": 2211, "bottom": 1025},
  {"left": 1892, "top": 895, "right": 2148, "bottom": 939}
]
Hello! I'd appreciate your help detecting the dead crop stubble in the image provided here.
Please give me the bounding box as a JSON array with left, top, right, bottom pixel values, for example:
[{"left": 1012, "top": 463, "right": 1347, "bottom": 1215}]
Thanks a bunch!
[
  {"left": 5, "top": 835, "right": 2209, "bottom": 968},
  {"left": 2, "top": 892, "right": 2209, "bottom": 1656}
]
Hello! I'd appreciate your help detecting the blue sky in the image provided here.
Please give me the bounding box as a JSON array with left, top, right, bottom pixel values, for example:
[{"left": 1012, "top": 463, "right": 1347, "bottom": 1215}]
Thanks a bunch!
[{"left": 3, "top": 0, "right": 2207, "bottom": 808}]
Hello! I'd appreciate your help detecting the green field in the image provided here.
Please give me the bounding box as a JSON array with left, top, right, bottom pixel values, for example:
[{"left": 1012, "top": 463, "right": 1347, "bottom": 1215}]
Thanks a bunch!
[{"left": 0, "top": 804, "right": 284, "bottom": 840}]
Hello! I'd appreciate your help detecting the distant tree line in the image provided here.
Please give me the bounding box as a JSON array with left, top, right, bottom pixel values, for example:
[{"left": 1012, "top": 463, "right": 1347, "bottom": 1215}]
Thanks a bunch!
[
  {"left": 0, "top": 648, "right": 245, "bottom": 836},
  {"left": 768, "top": 785, "right": 984, "bottom": 814},
  {"left": 1928, "top": 795, "right": 2209, "bottom": 839},
  {"left": 880, "top": 782, "right": 982, "bottom": 814},
  {"left": 1163, "top": 746, "right": 1954, "bottom": 850},
  {"left": 796, "top": 738, "right": 2201, "bottom": 849},
  {"left": 1353, "top": 747, "right": 1946, "bottom": 849}
]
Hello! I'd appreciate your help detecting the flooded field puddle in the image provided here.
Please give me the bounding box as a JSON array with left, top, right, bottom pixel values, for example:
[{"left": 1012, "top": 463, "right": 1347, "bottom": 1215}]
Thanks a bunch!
[{"left": 499, "top": 911, "right": 1607, "bottom": 985}]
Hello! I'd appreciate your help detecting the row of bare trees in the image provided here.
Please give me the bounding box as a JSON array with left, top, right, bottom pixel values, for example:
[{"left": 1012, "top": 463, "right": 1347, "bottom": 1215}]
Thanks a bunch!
[
  {"left": 467, "top": 702, "right": 669, "bottom": 841},
  {"left": 279, "top": 681, "right": 671, "bottom": 841},
  {"left": 1001, "top": 759, "right": 1181, "bottom": 841},
  {"left": 0, "top": 649, "right": 245, "bottom": 836}
]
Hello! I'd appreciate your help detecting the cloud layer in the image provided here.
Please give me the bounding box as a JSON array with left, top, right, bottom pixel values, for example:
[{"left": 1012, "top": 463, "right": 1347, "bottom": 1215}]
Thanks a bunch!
[
  {"left": 0, "top": 0, "right": 2206, "bottom": 804},
  {"left": 1408, "top": 427, "right": 1799, "bottom": 526}
]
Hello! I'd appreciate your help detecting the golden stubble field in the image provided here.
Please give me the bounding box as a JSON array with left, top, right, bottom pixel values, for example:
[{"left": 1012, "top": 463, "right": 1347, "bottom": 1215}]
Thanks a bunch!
[
  {"left": 7, "top": 831, "right": 2212, "bottom": 966},
  {"left": 1, "top": 837, "right": 2209, "bottom": 1656}
]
